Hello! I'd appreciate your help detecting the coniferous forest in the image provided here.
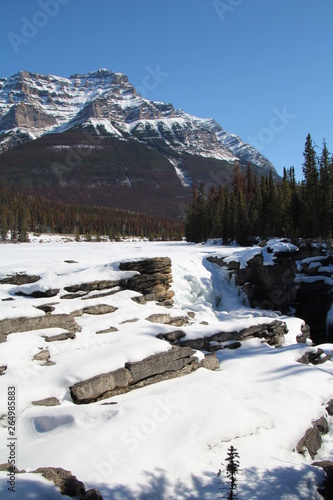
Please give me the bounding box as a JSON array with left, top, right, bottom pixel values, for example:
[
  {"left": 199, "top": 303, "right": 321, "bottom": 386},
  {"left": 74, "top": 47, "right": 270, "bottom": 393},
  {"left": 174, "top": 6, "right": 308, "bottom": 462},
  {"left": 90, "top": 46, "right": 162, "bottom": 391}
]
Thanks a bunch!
[
  {"left": 185, "top": 134, "right": 333, "bottom": 244},
  {"left": 0, "top": 133, "right": 332, "bottom": 244},
  {"left": 0, "top": 185, "right": 184, "bottom": 242}
]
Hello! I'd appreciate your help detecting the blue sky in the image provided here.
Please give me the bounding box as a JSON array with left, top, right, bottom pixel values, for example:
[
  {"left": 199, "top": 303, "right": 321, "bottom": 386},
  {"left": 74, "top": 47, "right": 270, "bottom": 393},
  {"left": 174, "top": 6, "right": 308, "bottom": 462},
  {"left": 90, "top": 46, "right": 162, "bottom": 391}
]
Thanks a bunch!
[{"left": 1, "top": 0, "right": 332, "bottom": 179}]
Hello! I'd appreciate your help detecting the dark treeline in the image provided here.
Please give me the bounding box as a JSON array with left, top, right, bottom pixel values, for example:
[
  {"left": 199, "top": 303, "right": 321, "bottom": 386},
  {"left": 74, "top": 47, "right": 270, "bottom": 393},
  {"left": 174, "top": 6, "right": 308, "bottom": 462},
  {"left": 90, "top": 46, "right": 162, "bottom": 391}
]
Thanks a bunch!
[
  {"left": 0, "top": 185, "right": 184, "bottom": 242},
  {"left": 185, "top": 134, "right": 333, "bottom": 244}
]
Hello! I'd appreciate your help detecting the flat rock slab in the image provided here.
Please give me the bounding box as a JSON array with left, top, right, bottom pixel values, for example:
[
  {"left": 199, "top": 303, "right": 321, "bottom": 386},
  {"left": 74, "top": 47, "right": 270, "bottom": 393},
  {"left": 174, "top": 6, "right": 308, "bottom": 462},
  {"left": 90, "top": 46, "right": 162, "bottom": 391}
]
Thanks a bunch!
[
  {"left": 32, "top": 397, "right": 60, "bottom": 406},
  {"left": 0, "top": 314, "right": 81, "bottom": 337},
  {"left": 125, "top": 346, "right": 196, "bottom": 384},
  {"left": 70, "top": 368, "right": 132, "bottom": 404},
  {"left": 16, "top": 288, "right": 60, "bottom": 298},
  {"left": 83, "top": 304, "right": 117, "bottom": 315},
  {"left": 64, "top": 280, "right": 120, "bottom": 293},
  {"left": 0, "top": 273, "right": 40, "bottom": 285},
  {"left": 44, "top": 332, "right": 76, "bottom": 342}
]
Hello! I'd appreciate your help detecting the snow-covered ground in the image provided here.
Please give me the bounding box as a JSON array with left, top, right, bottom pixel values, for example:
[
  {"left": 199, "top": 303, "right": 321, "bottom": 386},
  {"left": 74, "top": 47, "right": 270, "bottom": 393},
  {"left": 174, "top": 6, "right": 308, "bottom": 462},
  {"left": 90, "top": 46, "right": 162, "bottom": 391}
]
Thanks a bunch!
[{"left": 0, "top": 239, "right": 332, "bottom": 499}]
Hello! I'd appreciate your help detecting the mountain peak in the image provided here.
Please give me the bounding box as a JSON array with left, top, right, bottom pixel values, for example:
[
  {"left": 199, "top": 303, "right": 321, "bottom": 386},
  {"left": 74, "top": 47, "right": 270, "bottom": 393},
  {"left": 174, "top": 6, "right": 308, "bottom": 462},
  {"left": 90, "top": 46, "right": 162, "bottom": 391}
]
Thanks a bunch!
[{"left": 69, "top": 68, "right": 127, "bottom": 80}]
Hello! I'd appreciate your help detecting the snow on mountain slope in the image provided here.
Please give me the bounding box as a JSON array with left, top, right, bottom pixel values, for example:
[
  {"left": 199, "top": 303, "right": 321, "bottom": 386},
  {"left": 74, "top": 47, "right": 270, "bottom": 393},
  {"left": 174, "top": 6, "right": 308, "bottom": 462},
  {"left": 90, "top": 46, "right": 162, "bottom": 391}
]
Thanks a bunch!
[
  {"left": 0, "top": 69, "right": 276, "bottom": 174},
  {"left": 0, "top": 240, "right": 332, "bottom": 499}
]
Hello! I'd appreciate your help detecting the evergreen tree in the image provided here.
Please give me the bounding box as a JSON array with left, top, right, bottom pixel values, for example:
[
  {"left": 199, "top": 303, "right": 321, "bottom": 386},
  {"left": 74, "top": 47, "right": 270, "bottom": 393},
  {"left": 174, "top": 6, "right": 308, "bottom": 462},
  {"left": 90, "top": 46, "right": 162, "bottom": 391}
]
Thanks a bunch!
[
  {"left": 218, "top": 445, "right": 240, "bottom": 499},
  {"left": 302, "top": 133, "right": 319, "bottom": 236}
]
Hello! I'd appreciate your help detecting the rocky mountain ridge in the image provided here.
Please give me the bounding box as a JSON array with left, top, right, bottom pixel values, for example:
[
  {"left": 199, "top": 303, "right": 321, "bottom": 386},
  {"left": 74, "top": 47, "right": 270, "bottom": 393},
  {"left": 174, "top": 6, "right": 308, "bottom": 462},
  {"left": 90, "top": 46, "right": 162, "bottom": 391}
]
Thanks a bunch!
[{"left": 0, "top": 69, "right": 278, "bottom": 216}]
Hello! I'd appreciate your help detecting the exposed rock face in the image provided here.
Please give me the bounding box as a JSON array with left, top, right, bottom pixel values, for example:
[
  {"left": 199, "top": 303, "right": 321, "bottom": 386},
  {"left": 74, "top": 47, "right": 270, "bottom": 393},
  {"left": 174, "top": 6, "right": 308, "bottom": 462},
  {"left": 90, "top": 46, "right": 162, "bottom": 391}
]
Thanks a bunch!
[
  {"left": 313, "top": 461, "right": 333, "bottom": 498},
  {"left": 0, "top": 464, "right": 103, "bottom": 499},
  {"left": 70, "top": 346, "right": 218, "bottom": 404},
  {"left": 120, "top": 257, "right": 174, "bottom": 305},
  {"left": 176, "top": 320, "right": 287, "bottom": 351},
  {"left": 208, "top": 250, "right": 298, "bottom": 313},
  {"left": 296, "top": 416, "right": 329, "bottom": 459},
  {"left": 208, "top": 242, "right": 333, "bottom": 344},
  {"left": 0, "top": 313, "right": 80, "bottom": 337},
  {"left": 32, "top": 467, "right": 103, "bottom": 499}
]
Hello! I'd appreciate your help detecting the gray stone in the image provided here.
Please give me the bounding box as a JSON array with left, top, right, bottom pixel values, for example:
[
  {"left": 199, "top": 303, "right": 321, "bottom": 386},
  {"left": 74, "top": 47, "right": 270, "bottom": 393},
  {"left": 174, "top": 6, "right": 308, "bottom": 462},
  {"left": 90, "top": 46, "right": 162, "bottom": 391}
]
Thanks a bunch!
[
  {"left": 156, "top": 330, "right": 186, "bottom": 343},
  {"left": 296, "top": 323, "right": 311, "bottom": 343},
  {"left": 70, "top": 368, "right": 132, "bottom": 404},
  {"left": 146, "top": 313, "right": 189, "bottom": 327},
  {"left": 296, "top": 416, "right": 329, "bottom": 459},
  {"left": 200, "top": 353, "right": 220, "bottom": 371},
  {"left": 44, "top": 332, "right": 76, "bottom": 342},
  {"left": 125, "top": 346, "right": 196, "bottom": 384},
  {"left": 83, "top": 304, "right": 117, "bottom": 315},
  {"left": 96, "top": 326, "right": 118, "bottom": 334},
  {"left": 297, "top": 349, "right": 332, "bottom": 365},
  {"left": 33, "top": 349, "right": 51, "bottom": 363},
  {"left": 0, "top": 366, "right": 7, "bottom": 375},
  {"left": 16, "top": 288, "right": 59, "bottom": 298},
  {"left": 35, "top": 304, "right": 56, "bottom": 314},
  {"left": 31, "top": 397, "right": 60, "bottom": 406}
]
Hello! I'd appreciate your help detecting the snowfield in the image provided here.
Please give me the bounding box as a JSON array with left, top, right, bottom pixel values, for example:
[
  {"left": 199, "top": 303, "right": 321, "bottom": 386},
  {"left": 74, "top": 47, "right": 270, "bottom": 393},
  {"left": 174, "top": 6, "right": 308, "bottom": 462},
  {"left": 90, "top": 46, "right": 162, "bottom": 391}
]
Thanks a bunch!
[{"left": 0, "top": 239, "right": 333, "bottom": 499}]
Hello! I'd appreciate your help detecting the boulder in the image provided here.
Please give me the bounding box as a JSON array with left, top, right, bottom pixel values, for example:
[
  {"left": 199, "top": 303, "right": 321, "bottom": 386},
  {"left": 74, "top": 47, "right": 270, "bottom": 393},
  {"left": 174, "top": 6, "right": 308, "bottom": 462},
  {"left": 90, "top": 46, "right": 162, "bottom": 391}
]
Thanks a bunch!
[
  {"left": 0, "top": 366, "right": 7, "bottom": 375},
  {"left": 297, "top": 349, "right": 332, "bottom": 365},
  {"left": 70, "top": 368, "right": 132, "bottom": 404},
  {"left": 296, "top": 323, "right": 311, "bottom": 344},
  {"left": 156, "top": 330, "right": 186, "bottom": 343},
  {"left": 32, "top": 467, "right": 85, "bottom": 497},
  {"left": 200, "top": 353, "right": 220, "bottom": 371},
  {"left": 33, "top": 349, "right": 51, "bottom": 364},
  {"left": 296, "top": 416, "right": 329, "bottom": 459}
]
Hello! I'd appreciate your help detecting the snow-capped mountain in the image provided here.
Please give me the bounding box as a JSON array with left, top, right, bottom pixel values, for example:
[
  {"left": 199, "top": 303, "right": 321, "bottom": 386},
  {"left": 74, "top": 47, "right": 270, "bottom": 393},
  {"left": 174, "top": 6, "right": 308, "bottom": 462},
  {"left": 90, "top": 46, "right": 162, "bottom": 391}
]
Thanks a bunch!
[{"left": 0, "top": 69, "right": 278, "bottom": 217}]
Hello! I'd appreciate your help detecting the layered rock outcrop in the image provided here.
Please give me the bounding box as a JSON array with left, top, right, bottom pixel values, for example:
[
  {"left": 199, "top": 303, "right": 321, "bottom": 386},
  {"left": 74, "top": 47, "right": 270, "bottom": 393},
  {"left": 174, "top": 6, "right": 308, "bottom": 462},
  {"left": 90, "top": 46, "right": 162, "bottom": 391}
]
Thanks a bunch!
[
  {"left": 119, "top": 257, "right": 174, "bottom": 305},
  {"left": 70, "top": 346, "right": 219, "bottom": 404}
]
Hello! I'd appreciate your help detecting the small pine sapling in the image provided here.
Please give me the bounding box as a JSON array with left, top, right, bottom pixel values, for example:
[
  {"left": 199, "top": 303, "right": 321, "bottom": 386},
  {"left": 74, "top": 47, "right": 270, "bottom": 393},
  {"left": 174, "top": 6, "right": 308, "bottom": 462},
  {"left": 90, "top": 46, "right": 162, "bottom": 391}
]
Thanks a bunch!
[{"left": 217, "top": 445, "right": 240, "bottom": 499}]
